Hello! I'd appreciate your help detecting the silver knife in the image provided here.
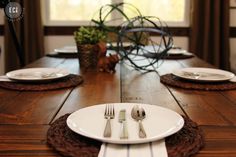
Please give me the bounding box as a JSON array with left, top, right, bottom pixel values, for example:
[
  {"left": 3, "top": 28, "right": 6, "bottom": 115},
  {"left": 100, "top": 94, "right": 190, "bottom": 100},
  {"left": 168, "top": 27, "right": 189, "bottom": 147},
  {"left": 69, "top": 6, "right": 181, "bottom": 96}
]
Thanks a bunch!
[{"left": 118, "top": 109, "right": 128, "bottom": 139}]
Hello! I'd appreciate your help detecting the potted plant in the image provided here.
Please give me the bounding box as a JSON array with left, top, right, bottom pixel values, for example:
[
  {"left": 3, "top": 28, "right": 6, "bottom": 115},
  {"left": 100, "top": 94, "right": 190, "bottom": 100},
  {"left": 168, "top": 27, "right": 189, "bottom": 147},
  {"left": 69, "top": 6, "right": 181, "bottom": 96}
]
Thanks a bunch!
[{"left": 74, "top": 26, "right": 107, "bottom": 68}]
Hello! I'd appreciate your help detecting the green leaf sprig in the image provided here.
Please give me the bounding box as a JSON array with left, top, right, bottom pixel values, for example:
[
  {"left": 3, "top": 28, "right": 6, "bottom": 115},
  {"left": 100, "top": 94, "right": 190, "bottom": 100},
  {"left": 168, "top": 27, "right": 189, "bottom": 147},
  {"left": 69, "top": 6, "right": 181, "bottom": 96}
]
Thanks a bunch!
[{"left": 74, "top": 27, "right": 107, "bottom": 45}]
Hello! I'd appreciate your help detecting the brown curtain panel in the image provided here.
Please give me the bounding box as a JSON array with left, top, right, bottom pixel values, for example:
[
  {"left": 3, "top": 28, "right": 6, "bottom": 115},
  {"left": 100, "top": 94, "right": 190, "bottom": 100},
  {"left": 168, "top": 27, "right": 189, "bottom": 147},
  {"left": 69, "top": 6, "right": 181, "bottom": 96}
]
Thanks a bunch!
[
  {"left": 4, "top": 0, "right": 44, "bottom": 72},
  {"left": 189, "top": 0, "right": 230, "bottom": 70}
]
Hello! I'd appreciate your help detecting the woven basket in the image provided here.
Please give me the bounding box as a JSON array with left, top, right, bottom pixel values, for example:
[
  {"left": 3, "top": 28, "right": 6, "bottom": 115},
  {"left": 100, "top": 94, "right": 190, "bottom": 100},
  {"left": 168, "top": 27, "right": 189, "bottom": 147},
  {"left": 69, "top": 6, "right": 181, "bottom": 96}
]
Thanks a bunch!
[{"left": 77, "top": 44, "right": 99, "bottom": 68}]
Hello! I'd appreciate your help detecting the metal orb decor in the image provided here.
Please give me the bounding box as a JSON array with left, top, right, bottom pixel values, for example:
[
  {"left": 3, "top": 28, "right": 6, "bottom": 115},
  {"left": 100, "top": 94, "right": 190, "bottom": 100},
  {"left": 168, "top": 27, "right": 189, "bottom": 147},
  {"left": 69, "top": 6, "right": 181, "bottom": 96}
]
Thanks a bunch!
[{"left": 92, "top": 3, "right": 173, "bottom": 72}]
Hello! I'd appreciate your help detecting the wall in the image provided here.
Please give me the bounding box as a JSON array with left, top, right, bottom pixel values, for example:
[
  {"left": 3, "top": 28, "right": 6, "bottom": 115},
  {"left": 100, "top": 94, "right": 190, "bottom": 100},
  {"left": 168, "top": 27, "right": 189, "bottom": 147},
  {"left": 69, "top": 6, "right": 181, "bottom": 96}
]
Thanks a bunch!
[
  {"left": 230, "top": 0, "right": 236, "bottom": 73},
  {"left": 44, "top": 36, "right": 76, "bottom": 53},
  {"left": 0, "top": 9, "right": 4, "bottom": 75}
]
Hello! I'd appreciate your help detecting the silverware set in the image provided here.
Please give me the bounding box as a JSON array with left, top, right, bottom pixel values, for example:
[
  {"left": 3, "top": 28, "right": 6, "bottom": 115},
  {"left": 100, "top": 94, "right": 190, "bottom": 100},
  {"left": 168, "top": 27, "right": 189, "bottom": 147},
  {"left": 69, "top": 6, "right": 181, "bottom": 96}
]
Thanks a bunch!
[{"left": 103, "top": 104, "right": 147, "bottom": 139}]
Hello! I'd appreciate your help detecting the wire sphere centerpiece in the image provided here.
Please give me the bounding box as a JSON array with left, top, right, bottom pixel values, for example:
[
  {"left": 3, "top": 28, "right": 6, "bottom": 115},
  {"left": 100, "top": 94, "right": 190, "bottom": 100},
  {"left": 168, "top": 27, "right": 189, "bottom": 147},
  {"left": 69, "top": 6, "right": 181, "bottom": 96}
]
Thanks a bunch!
[
  {"left": 118, "top": 16, "right": 173, "bottom": 71},
  {"left": 92, "top": 3, "right": 173, "bottom": 72}
]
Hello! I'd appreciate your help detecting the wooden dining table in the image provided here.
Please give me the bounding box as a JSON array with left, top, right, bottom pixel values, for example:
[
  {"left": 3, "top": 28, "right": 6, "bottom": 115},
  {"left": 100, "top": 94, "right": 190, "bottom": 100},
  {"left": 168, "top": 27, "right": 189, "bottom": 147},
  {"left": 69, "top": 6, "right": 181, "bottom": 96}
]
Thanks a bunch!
[{"left": 0, "top": 55, "right": 236, "bottom": 157}]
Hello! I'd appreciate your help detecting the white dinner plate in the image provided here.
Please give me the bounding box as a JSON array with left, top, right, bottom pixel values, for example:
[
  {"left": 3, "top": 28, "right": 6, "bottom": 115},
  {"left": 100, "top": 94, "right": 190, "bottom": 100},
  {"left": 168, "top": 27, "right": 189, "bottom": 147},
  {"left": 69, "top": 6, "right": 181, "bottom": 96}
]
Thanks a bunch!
[
  {"left": 107, "top": 42, "right": 132, "bottom": 48},
  {"left": 172, "top": 67, "right": 235, "bottom": 82},
  {"left": 167, "top": 49, "right": 191, "bottom": 56},
  {"left": 141, "top": 45, "right": 191, "bottom": 56},
  {"left": 54, "top": 46, "right": 77, "bottom": 54},
  {"left": 6, "top": 68, "right": 70, "bottom": 82},
  {"left": 67, "top": 103, "right": 184, "bottom": 144}
]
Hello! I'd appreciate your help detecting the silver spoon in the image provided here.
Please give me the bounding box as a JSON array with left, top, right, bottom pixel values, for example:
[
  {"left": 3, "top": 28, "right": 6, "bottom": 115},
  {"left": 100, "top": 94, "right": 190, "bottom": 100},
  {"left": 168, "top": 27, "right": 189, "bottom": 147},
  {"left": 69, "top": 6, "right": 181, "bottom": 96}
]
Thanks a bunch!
[{"left": 131, "top": 105, "right": 147, "bottom": 138}]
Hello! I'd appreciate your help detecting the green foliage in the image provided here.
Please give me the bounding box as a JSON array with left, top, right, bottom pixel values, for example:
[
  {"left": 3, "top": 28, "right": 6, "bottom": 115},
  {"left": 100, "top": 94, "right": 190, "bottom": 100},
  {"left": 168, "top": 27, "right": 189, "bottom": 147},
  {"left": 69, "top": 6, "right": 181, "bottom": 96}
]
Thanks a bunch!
[{"left": 74, "top": 27, "right": 107, "bottom": 45}]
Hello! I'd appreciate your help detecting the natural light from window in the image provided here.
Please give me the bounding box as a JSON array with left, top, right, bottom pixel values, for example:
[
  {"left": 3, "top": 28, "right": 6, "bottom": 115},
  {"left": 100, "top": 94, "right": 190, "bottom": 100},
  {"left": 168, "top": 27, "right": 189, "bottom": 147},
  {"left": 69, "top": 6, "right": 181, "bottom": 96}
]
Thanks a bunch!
[
  {"left": 50, "top": 0, "right": 111, "bottom": 21},
  {"left": 47, "top": 0, "right": 188, "bottom": 26},
  {"left": 124, "top": 0, "right": 185, "bottom": 21}
]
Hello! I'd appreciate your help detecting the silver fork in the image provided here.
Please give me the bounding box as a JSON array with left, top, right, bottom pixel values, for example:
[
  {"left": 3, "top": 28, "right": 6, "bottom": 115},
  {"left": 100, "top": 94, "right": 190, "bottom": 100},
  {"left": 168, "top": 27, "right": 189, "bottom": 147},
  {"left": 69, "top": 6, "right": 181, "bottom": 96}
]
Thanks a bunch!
[{"left": 103, "top": 104, "right": 115, "bottom": 137}]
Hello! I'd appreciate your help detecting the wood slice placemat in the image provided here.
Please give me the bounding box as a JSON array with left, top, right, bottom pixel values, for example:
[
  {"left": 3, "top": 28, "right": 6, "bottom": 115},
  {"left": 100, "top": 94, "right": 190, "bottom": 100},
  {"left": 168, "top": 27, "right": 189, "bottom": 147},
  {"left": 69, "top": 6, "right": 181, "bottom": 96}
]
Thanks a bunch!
[
  {"left": 0, "top": 74, "right": 83, "bottom": 91},
  {"left": 160, "top": 74, "right": 236, "bottom": 91},
  {"left": 47, "top": 114, "right": 204, "bottom": 157}
]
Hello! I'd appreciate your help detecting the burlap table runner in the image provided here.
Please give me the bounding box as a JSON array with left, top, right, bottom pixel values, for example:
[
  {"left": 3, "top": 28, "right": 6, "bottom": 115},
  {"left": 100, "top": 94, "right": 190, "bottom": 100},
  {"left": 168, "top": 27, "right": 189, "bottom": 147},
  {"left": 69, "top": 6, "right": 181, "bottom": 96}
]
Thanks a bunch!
[
  {"left": 160, "top": 74, "right": 236, "bottom": 91},
  {"left": 0, "top": 74, "right": 83, "bottom": 91},
  {"left": 47, "top": 114, "right": 204, "bottom": 157}
]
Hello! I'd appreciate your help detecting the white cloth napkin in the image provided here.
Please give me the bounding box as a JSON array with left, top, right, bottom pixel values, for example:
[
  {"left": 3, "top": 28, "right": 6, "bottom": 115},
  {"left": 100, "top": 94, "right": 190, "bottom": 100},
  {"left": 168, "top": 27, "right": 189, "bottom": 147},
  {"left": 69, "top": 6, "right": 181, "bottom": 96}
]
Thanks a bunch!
[{"left": 98, "top": 139, "right": 167, "bottom": 157}]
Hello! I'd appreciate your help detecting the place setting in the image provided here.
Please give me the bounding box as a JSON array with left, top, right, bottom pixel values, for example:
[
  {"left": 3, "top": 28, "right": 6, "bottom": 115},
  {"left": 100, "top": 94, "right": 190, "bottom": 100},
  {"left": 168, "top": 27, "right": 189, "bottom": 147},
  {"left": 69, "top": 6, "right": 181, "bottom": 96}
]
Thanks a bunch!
[
  {"left": 46, "top": 46, "right": 78, "bottom": 58},
  {"left": 47, "top": 103, "right": 204, "bottom": 157},
  {"left": 0, "top": 67, "right": 83, "bottom": 91},
  {"left": 165, "top": 47, "right": 194, "bottom": 59},
  {"left": 141, "top": 45, "right": 194, "bottom": 60},
  {"left": 160, "top": 67, "right": 236, "bottom": 91}
]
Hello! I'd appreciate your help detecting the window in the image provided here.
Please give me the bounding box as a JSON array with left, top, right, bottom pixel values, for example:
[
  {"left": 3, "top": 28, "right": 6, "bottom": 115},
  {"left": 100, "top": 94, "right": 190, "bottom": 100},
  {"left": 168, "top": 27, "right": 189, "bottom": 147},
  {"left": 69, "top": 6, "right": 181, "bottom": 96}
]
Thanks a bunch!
[{"left": 43, "top": 0, "right": 190, "bottom": 26}]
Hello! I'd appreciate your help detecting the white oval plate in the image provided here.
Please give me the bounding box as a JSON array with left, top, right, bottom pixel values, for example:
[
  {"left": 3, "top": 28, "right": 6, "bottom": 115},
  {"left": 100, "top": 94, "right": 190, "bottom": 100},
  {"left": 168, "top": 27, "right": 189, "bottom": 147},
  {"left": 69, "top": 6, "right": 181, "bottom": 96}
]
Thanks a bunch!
[
  {"left": 54, "top": 46, "right": 77, "bottom": 54},
  {"left": 141, "top": 45, "right": 191, "bottom": 56},
  {"left": 167, "top": 49, "right": 190, "bottom": 56},
  {"left": 172, "top": 67, "right": 235, "bottom": 82},
  {"left": 6, "top": 68, "right": 70, "bottom": 82},
  {"left": 67, "top": 103, "right": 184, "bottom": 144}
]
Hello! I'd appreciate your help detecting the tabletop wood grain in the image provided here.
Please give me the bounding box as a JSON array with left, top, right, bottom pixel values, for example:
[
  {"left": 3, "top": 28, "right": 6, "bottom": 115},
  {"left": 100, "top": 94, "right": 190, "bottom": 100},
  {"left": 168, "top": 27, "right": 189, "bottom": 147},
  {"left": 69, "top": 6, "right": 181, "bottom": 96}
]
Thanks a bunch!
[{"left": 0, "top": 56, "right": 236, "bottom": 156}]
